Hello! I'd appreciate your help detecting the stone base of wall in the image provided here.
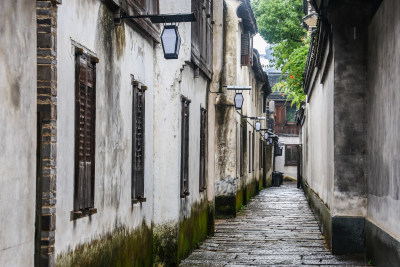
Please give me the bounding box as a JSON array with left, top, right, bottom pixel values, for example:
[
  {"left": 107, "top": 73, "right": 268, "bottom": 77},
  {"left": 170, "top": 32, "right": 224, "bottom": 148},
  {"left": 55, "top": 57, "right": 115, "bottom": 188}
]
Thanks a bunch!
[
  {"left": 55, "top": 222, "right": 153, "bottom": 267},
  {"left": 366, "top": 218, "right": 400, "bottom": 266},
  {"left": 216, "top": 178, "right": 261, "bottom": 219},
  {"left": 302, "top": 180, "right": 365, "bottom": 254}
]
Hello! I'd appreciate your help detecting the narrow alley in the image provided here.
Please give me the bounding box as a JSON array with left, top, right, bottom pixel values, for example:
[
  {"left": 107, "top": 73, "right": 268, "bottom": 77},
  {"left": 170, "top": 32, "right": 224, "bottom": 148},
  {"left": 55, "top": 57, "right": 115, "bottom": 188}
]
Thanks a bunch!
[{"left": 181, "top": 182, "right": 369, "bottom": 266}]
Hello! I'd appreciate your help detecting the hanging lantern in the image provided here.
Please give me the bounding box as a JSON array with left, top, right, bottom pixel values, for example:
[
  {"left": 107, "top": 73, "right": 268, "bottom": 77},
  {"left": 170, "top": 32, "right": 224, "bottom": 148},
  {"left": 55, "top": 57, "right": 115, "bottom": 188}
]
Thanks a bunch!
[
  {"left": 161, "top": 25, "right": 181, "bottom": 59},
  {"left": 234, "top": 92, "right": 244, "bottom": 110},
  {"left": 255, "top": 121, "right": 261, "bottom": 131},
  {"left": 264, "top": 132, "right": 268, "bottom": 140}
]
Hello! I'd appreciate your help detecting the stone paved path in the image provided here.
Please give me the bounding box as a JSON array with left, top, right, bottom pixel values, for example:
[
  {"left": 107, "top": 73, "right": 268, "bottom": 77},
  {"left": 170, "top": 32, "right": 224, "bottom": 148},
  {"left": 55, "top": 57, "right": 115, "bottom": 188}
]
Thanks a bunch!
[{"left": 180, "top": 181, "right": 370, "bottom": 267}]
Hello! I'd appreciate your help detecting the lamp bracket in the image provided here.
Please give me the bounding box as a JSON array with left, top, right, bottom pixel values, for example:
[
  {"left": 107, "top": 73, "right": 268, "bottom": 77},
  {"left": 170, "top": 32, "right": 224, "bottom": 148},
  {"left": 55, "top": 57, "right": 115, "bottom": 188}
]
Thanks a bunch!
[{"left": 117, "top": 11, "right": 196, "bottom": 24}]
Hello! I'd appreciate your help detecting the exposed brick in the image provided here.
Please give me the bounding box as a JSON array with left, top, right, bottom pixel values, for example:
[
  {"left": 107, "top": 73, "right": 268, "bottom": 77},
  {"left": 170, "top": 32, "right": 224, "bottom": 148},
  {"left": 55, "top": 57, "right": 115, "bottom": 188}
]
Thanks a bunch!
[
  {"left": 37, "top": 18, "right": 52, "bottom": 26},
  {"left": 37, "top": 9, "right": 53, "bottom": 16},
  {"left": 37, "top": 65, "right": 52, "bottom": 81},
  {"left": 41, "top": 214, "right": 56, "bottom": 231},
  {"left": 37, "top": 2, "right": 52, "bottom": 8}
]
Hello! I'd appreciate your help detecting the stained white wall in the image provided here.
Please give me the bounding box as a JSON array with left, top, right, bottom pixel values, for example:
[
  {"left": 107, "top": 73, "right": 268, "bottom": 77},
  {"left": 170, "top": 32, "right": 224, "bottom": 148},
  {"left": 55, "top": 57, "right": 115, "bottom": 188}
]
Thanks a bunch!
[
  {"left": 153, "top": 0, "right": 209, "bottom": 225},
  {"left": 56, "top": 0, "right": 154, "bottom": 256},
  {"left": 367, "top": 0, "right": 400, "bottom": 239},
  {"left": 0, "top": 1, "right": 36, "bottom": 266},
  {"left": 275, "top": 136, "right": 300, "bottom": 178},
  {"left": 302, "top": 49, "right": 334, "bottom": 211}
]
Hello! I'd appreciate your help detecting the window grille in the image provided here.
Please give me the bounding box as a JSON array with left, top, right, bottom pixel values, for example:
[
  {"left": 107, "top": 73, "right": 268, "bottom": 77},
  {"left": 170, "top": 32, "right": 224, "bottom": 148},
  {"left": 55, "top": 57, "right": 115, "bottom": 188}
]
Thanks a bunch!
[
  {"left": 199, "top": 107, "right": 207, "bottom": 192},
  {"left": 181, "top": 96, "right": 191, "bottom": 197}
]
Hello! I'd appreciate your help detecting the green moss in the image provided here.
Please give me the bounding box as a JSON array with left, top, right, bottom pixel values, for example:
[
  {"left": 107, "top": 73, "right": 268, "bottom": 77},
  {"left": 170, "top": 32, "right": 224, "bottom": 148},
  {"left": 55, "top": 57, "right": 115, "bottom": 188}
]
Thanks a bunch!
[
  {"left": 207, "top": 203, "right": 215, "bottom": 236},
  {"left": 177, "top": 200, "right": 209, "bottom": 264},
  {"left": 55, "top": 221, "right": 153, "bottom": 267},
  {"left": 153, "top": 224, "right": 178, "bottom": 267},
  {"left": 236, "top": 188, "right": 244, "bottom": 212}
]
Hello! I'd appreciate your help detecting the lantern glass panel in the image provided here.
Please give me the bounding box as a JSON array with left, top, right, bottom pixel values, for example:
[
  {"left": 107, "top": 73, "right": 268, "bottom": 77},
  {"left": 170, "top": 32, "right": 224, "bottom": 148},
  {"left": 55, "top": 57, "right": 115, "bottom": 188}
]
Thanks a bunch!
[
  {"left": 255, "top": 121, "right": 261, "bottom": 131},
  {"left": 234, "top": 93, "right": 244, "bottom": 110},
  {"left": 161, "top": 25, "right": 181, "bottom": 59}
]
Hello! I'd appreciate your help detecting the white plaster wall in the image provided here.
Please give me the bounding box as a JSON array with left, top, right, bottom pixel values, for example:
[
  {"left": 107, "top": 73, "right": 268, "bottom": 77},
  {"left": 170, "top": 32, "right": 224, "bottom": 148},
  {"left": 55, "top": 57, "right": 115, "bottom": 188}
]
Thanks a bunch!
[
  {"left": 367, "top": 0, "right": 400, "bottom": 238},
  {"left": 0, "top": 1, "right": 36, "bottom": 266},
  {"left": 153, "top": 0, "right": 208, "bottom": 225},
  {"left": 275, "top": 136, "right": 300, "bottom": 178},
  {"left": 56, "top": 0, "right": 154, "bottom": 255},
  {"left": 303, "top": 55, "right": 334, "bottom": 211}
]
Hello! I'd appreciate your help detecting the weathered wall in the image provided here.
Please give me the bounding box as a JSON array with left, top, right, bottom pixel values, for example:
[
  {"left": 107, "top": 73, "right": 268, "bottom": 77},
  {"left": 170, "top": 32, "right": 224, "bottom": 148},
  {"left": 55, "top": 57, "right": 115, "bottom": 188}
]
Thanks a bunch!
[
  {"left": 55, "top": 1, "right": 154, "bottom": 263},
  {"left": 0, "top": 1, "right": 36, "bottom": 266},
  {"left": 330, "top": 1, "right": 369, "bottom": 217},
  {"left": 152, "top": 0, "right": 212, "bottom": 265},
  {"left": 275, "top": 136, "right": 300, "bottom": 179},
  {"left": 367, "top": 0, "right": 400, "bottom": 241},
  {"left": 302, "top": 50, "right": 334, "bottom": 210}
]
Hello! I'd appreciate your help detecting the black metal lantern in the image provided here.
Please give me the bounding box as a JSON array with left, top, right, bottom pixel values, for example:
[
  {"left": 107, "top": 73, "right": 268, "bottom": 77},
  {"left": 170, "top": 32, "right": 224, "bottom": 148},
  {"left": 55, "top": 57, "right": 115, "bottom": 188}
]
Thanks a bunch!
[
  {"left": 161, "top": 25, "right": 181, "bottom": 59},
  {"left": 255, "top": 121, "right": 261, "bottom": 131},
  {"left": 264, "top": 132, "right": 268, "bottom": 140},
  {"left": 234, "top": 92, "right": 244, "bottom": 110}
]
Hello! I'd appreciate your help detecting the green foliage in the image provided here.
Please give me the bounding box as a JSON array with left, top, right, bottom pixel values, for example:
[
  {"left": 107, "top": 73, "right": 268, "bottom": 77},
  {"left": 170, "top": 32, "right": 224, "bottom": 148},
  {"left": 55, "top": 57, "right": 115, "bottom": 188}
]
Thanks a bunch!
[
  {"left": 252, "top": 0, "right": 309, "bottom": 108},
  {"left": 252, "top": 0, "right": 306, "bottom": 69},
  {"left": 273, "top": 41, "right": 309, "bottom": 108}
]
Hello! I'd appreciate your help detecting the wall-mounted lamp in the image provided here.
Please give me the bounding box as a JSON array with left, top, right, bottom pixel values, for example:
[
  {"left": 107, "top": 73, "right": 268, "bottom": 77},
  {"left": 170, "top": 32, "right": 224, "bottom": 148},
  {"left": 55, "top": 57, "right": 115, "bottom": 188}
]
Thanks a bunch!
[
  {"left": 161, "top": 25, "right": 181, "bottom": 59},
  {"left": 234, "top": 92, "right": 244, "bottom": 110},
  {"left": 255, "top": 121, "right": 261, "bottom": 131},
  {"left": 114, "top": 10, "right": 196, "bottom": 60},
  {"left": 264, "top": 132, "right": 269, "bottom": 140}
]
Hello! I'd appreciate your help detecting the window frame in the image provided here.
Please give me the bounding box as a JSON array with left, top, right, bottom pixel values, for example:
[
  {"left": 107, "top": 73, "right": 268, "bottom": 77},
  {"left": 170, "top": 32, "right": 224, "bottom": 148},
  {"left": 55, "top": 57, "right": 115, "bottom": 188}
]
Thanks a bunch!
[
  {"left": 285, "top": 144, "right": 298, "bottom": 166},
  {"left": 71, "top": 49, "right": 98, "bottom": 220},
  {"left": 199, "top": 107, "right": 207, "bottom": 192},
  {"left": 132, "top": 80, "right": 146, "bottom": 204},
  {"left": 180, "top": 96, "right": 191, "bottom": 198}
]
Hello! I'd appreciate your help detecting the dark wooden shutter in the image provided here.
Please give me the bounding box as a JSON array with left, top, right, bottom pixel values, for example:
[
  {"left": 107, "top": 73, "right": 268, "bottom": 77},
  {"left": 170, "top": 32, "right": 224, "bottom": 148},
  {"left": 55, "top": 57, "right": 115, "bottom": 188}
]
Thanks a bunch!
[
  {"left": 132, "top": 83, "right": 146, "bottom": 203},
  {"left": 74, "top": 52, "right": 96, "bottom": 212},
  {"left": 252, "top": 132, "right": 255, "bottom": 171},
  {"left": 240, "top": 124, "right": 244, "bottom": 176},
  {"left": 241, "top": 33, "right": 250, "bottom": 66},
  {"left": 199, "top": 107, "right": 207, "bottom": 191},
  {"left": 181, "top": 97, "right": 191, "bottom": 197},
  {"left": 248, "top": 131, "right": 251, "bottom": 173}
]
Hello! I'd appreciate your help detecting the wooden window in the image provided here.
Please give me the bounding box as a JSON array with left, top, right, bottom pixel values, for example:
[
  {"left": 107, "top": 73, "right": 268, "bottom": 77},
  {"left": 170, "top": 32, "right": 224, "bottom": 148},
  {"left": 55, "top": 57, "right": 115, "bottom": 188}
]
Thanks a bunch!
[
  {"left": 181, "top": 96, "right": 191, "bottom": 197},
  {"left": 241, "top": 32, "right": 253, "bottom": 66},
  {"left": 286, "top": 105, "right": 296, "bottom": 123},
  {"left": 240, "top": 124, "right": 244, "bottom": 176},
  {"left": 248, "top": 131, "right": 251, "bottom": 173},
  {"left": 285, "top": 145, "right": 298, "bottom": 166},
  {"left": 199, "top": 107, "right": 207, "bottom": 192},
  {"left": 134, "top": 0, "right": 159, "bottom": 15},
  {"left": 252, "top": 132, "right": 255, "bottom": 171},
  {"left": 259, "top": 138, "right": 262, "bottom": 170},
  {"left": 132, "top": 82, "right": 146, "bottom": 204},
  {"left": 72, "top": 50, "right": 98, "bottom": 219},
  {"left": 191, "top": 0, "right": 213, "bottom": 76}
]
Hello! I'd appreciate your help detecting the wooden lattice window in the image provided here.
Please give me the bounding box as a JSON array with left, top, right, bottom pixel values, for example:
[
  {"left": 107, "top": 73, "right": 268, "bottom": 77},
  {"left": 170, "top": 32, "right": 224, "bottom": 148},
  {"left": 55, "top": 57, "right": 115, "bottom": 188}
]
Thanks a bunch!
[
  {"left": 285, "top": 145, "right": 298, "bottom": 166},
  {"left": 241, "top": 32, "right": 253, "bottom": 66},
  {"left": 132, "top": 81, "right": 146, "bottom": 204},
  {"left": 259, "top": 138, "right": 262, "bottom": 170},
  {"left": 199, "top": 107, "right": 207, "bottom": 192},
  {"left": 72, "top": 50, "right": 98, "bottom": 219},
  {"left": 181, "top": 96, "right": 191, "bottom": 198}
]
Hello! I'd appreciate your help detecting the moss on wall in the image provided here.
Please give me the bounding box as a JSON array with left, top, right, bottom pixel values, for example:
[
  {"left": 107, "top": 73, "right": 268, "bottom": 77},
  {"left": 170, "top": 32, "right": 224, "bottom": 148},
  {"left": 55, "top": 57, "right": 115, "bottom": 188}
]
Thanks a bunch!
[
  {"left": 177, "top": 200, "right": 209, "bottom": 264},
  {"left": 236, "top": 188, "right": 244, "bottom": 212},
  {"left": 153, "top": 224, "right": 178, "bottom": 267},
  {"left": 55, "top": 222, "right": 153, "bottom": 267}
]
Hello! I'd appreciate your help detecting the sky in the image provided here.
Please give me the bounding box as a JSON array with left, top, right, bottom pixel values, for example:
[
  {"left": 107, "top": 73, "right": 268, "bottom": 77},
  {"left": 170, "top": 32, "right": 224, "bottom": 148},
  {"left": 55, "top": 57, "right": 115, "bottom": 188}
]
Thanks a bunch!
[{"left": 253, "top": 33, "right": 270, "bottom": 70}]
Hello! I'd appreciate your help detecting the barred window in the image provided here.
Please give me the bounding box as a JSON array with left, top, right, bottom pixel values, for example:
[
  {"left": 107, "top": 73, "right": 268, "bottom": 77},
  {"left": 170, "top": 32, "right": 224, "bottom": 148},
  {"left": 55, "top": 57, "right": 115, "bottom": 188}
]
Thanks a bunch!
[
  {"left": 72, "top": 50, "right": 98, "bottom": 219},
  {"left": 181, "top": 96, "right": 191, "bottom": 198},
  {"left": 132, "top": 81, "right": 146, "bottom": 204},
  {"left": 199, "top": 107, "right": 207, "bottom": 192}
]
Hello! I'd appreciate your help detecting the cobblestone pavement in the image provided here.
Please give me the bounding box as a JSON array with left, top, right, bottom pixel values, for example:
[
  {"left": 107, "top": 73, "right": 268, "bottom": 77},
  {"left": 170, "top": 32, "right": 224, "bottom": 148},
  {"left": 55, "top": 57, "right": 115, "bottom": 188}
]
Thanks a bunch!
[{"left": 180, "top": 181, "right": 370, "bottom": 267}]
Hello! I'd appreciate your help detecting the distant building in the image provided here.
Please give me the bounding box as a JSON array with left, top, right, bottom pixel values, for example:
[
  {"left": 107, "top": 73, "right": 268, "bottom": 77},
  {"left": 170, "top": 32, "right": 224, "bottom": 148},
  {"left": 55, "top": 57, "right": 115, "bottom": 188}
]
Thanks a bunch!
[{"left": 267, "top": 92, "right": 300, "bottom": 179}]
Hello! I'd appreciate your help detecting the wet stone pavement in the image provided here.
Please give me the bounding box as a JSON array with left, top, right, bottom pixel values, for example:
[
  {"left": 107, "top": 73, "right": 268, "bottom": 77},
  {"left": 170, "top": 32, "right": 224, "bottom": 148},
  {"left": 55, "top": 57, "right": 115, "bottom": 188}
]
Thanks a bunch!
[{"left": 180, "top": 181, "right": 370, "bottom": 267}]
